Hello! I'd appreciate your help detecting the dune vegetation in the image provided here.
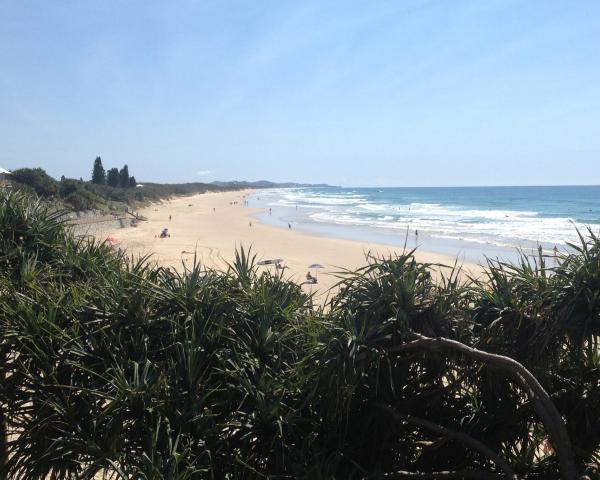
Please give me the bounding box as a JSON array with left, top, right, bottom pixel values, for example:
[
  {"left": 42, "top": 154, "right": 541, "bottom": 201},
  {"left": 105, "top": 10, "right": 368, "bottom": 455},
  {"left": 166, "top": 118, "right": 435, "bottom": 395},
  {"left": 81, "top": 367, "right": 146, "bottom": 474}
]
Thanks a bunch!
[
  {"left": 1, "top": 191, "right": 599, "bottom": 479},
  {"left": 8, "top": 166, "right": 234, "bottom": 212}
]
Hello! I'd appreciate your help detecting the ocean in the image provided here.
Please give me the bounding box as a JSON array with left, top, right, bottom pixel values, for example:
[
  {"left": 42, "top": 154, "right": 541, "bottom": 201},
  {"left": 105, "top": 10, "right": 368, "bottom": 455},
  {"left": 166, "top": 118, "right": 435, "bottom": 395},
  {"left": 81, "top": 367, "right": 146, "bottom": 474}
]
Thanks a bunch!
[{"left": 250, "top": 186, "right": 600, "bottom": 263}]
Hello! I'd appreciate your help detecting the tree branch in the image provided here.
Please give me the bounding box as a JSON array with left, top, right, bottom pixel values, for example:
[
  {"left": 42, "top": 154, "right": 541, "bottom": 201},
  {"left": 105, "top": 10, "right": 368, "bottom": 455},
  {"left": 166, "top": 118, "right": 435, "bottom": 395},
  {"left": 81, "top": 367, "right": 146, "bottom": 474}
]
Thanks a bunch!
[
  {"left": 388, "top": 333, "right": 579, "bottom": 480},
  {"left": 378, "top": 405, "right": 517, "bottom": 479}
]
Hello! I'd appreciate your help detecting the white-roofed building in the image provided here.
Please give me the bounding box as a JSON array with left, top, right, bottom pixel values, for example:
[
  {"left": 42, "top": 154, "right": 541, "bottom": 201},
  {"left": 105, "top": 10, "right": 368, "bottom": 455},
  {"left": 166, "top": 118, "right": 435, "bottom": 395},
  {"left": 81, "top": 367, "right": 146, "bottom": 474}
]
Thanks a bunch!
[{"left": 0, "top": 166, "right": 13, "bottom": 191}]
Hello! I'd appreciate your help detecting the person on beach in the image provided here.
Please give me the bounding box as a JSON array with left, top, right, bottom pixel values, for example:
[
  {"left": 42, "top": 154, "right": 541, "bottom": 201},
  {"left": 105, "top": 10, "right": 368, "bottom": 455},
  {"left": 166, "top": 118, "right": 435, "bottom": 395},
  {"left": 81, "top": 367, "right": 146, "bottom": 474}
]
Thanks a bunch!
[
  {"left": 249, "top": 221, "right": 252, "bottom": 227},
  {"left": 169, "top": 215, "right": 171, "bottom": 221},
  {"left": 288, "top": 223, "right": 292, "bottom": 229}
]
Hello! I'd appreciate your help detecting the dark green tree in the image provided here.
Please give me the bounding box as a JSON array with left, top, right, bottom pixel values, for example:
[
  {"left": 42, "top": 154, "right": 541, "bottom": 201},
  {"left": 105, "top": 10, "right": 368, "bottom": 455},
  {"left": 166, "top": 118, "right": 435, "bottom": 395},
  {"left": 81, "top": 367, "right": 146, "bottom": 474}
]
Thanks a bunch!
[
  {"left": 91, "top": 157, "right": 106, "bottom": 185},
  {"left": 59, "top": 179, "right": 79, "bottom": 197},
  {"left": 106, "top": 168, "right": 120, "bottom": 187},
  {"left": 119, "top": 165, "right": 129, "bottom": 187},
  {"left": 128, "top": 176, "right": 137, "bottom": 187},
  {"left": 10, "top": 168, "right": 58, "bottom": 197}
]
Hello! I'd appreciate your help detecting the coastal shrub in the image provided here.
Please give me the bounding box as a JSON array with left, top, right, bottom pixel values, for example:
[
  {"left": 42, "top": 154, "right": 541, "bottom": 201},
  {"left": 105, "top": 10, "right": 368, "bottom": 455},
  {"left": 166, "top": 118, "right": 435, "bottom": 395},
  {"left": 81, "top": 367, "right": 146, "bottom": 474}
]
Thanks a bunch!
[
  {"left": 62, "top": 189, "right": 97, "bottom": 211},
  {"left": 8, "top": 166, "right": 232, "bottom": 212},
  {"left": 1, "top": 191, "right": 599, "bottom": 479},
  {"left": 58, "top": 178, "right": 80, "bottom": 196},
  {"left": 10, "top": 168, "right": 59, "bottom": 198}
]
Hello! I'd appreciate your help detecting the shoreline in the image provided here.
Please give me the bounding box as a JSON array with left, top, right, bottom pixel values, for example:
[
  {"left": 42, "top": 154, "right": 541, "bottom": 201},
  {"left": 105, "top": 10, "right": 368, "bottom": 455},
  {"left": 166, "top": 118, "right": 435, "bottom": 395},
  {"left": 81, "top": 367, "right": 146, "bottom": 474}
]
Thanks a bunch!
[
  {"left": 247, "top": 188, "right": 580, "bottom": 264},
  {"left": 90, "top": 189, "right": 484, "bottom": 293},
  {"left": 250, "top": 199, "right": 525, "bottom": 265}
]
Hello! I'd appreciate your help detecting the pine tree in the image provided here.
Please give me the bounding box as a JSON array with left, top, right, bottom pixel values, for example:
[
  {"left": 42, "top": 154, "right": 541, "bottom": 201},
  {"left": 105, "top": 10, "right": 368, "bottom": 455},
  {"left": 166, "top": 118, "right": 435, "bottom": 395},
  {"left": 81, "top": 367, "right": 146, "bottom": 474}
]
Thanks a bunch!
[
  {"left": 106, "top": 168, "right": 120, "bottom": 187},
  {"left": 128, "top": 176, "right": 137, "bottom": 187},
  {"left": 119, "top": 165, "right": 130, "bottom": 188},
  {"left": 91, "top": 157, "right": 106, "bottom": 185}
]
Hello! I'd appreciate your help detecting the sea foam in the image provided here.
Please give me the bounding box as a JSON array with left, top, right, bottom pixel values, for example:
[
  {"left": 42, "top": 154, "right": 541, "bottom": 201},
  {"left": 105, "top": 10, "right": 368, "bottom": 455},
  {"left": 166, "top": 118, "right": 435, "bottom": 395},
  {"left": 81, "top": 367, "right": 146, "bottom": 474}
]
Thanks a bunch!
[{"left": 256, "top": 186, "right": 600, "bottom": 250}]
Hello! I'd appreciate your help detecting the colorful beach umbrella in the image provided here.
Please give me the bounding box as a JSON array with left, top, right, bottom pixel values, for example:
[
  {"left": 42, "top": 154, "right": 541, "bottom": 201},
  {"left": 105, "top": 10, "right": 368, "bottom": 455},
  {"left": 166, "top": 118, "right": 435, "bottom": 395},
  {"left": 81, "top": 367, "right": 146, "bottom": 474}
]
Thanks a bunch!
[{"left": 105, "top": 234, "right": 120, "bottom": 246}]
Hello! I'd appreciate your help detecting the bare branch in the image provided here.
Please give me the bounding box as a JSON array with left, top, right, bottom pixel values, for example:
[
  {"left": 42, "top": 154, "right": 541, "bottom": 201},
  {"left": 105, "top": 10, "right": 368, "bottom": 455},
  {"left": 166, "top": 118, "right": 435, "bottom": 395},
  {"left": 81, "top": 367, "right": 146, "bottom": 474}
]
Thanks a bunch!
[
  {"left": 388, "top": 332, "right": 577, "bottom": 480},
  {"left": 388, "top": 333, "right": 579, "bottom": 480},
  {"left": 378, "top": 404, "right": 517, "bottom": 479}
]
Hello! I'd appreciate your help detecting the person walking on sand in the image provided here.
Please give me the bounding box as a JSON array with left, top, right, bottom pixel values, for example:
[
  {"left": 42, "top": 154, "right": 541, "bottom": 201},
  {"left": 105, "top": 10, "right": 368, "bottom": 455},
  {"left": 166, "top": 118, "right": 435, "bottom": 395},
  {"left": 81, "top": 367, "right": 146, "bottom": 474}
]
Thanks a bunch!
[
  {"left": 249, "top": 221, "right": 252, "bottom": 227},
  {"left": 288, "top": 223, "right": 292, "bottom": 230},
  {"left": 169, "top": 215, "right": 171, "bottom": 221}
]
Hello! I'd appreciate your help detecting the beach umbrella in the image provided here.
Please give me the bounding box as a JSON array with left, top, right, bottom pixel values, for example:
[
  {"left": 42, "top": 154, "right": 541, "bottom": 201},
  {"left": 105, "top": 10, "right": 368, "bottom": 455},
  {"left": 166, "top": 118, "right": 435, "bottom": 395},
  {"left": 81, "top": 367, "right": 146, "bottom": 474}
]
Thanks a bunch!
[
  {"left": 105, "top": 234, "right": 120, "bottom": 246},
  {"left": 308, "top": 263, "right": 325, "bottom": 278}
]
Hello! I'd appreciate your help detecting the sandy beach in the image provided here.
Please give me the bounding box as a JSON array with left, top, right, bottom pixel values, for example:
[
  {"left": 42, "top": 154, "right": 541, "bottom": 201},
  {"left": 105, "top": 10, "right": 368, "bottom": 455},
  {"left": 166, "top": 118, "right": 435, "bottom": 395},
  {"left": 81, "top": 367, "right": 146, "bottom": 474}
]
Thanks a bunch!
[{"left": 93, "top": 190, "right": 483, "bottom": 294}]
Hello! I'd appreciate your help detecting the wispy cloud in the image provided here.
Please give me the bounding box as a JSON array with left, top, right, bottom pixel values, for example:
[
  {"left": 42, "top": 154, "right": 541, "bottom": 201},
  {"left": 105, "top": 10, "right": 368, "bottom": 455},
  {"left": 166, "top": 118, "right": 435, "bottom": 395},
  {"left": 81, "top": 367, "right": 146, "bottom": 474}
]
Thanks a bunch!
[{"left": 197, "top": 169, "right": 212, "bottom": 176}]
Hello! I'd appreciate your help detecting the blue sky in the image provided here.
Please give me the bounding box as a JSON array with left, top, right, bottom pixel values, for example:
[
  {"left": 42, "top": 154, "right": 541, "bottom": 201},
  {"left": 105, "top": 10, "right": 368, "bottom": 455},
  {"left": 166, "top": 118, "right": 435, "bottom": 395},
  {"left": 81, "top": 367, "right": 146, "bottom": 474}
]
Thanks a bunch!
[{"left": 1, "top": 0, "right": 599, "bottom": 186}]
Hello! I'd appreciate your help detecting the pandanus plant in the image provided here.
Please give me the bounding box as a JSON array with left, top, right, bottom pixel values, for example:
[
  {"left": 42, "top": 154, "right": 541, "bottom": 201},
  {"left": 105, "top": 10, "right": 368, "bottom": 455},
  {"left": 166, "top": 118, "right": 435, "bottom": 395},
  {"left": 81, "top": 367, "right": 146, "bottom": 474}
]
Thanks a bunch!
[{"left": 1, "top": 191, "right": 599, "bottom": 479}]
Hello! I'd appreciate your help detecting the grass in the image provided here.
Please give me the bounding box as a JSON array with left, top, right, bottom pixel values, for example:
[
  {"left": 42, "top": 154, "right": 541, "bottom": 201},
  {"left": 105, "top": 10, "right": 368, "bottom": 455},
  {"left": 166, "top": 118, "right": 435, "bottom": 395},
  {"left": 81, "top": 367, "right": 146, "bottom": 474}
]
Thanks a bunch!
[{"left": 1, "top": 190, "right": 599, "bottom": 479}]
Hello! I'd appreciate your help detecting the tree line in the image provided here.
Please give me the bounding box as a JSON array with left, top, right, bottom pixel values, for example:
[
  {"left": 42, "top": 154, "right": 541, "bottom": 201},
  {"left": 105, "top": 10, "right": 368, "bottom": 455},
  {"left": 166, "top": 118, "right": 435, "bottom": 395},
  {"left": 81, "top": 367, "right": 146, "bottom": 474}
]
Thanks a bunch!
[
  {"left": 7, "top": 163, "right": 232, "bottom": 211},
  {"left": 91, "top": 156, "right": 136, "bottom": 188}
]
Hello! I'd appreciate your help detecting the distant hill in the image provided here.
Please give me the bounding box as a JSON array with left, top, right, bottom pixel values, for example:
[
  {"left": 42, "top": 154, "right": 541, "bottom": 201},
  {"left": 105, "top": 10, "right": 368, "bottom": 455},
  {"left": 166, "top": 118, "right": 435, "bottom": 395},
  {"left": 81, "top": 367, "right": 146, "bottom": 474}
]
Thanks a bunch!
[{"left": 210, "top": 180, "right": 337, "bottom": 188}]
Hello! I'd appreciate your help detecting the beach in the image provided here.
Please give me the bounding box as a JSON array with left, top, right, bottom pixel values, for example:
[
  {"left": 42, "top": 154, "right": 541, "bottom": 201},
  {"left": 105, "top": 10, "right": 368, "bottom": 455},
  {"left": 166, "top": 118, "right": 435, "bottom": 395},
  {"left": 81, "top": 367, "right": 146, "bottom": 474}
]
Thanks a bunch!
[{"left": 91, "top": 189, "right": 483, "bottom": 293}]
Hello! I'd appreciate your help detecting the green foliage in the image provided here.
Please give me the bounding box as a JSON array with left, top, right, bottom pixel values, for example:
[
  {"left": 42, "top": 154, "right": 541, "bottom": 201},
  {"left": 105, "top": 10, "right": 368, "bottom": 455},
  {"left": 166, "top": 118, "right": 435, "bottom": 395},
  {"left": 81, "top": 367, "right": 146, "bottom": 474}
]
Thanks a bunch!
[
  {"left": 10, "top": 164, "right": 236, "bottom": 212},
  {"left": 119, "top": 164, "right": 130, "bottom": 187},
  {"left": 63, "top": 187, "right": 97, "bottom": 210},
  {"left": 59, "top": 177, "right": 80, "bottom": 196},
  {"left": 91, "top": 156, "right": 106, "bottom": 185},
  {"left": 106, "top": 167, "right": 120, "bottom": 187},
  {"left": 1, "top": 192, "right": 599, "bottom": 479},
  {"left": 10, "top": 168, "right": 58, "bottom": 197},
  {"left": 85, "top": 181, "right": 229, "bottom": 206}
]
